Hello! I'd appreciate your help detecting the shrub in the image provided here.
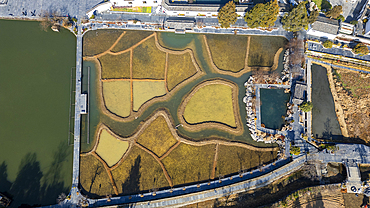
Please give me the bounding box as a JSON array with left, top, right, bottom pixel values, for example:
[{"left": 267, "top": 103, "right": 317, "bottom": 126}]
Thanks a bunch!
[
  {"left": 72, "top": 17, "right": 77, "bottom": 22},
  {"left": 337, "top": 15, "right": 345, "bottom": 22},
  {"left": 299, "top": 101, "right": 313, "bottom": 112},
  {"left": 290, "top": 146, "right": 301, "bottom": 155},
  {"left": 90, "top": 15, "right": 95, "bottom": 19},
  {"left": 353, "top": 42, "right": 369, "bottom": 55},
  {"left": 350, "top": 20, "right": 358, "bottom": 25},
  {"left": 322, "top": 40, "right": 333, "bottom": 48}
]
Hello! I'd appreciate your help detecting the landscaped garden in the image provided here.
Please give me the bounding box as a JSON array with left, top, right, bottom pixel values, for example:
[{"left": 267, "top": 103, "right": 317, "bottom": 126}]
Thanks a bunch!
[
  {"left": 248, "top": 36, "right": 287, "bottom": 67},
  {"left": 81, "top": 30, "right": 286, "bottom": 198}
]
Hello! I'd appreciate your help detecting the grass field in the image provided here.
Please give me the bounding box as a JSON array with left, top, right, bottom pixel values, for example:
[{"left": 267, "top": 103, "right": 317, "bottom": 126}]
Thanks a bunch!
[
  {"left": 137, "top": 116, "right": 178, "bottom": 157},
  {"left": 334, "top": 69, "right": 370, "bottom": 98},
  {"left": 167, "top": 53, "right": 197, "bottom": 91},
  {"left": 96, "top": 129, "right": 129, "bottom": 167},
  {"left": 111, "top": 146, "right": 169, "bottom": 194},
  {"left": 99, "top": 52, "right": 131, "bottom": 79},
  {"left": 103, "top": 81, "right": 131, "bottom": 117},
  {"left": 162, "top": 143, "right": 216, "bottom": 186},
  {"left": 248, "top": 36, "right": 287, "bottom": 67},
  {"left": 132, "top": 81, "right": 166, "bottom": 111},
  {"left": 112, "top": 31, "right": 154, "bottom": 53},
  {"left": 80, "top": 155, "right": 115, "bottom": 196},
  {"left": 132, "top": 37, "right": 166, "bottom": 79},
  {"left": 112, "top": 6, "right": 152, "bottom": 13},
  {"left": 183, "top": 83, "right": 236, "bottom": 127},
  {"left": 83, "top": 29, "right": 122, "bottom": 56},
  {"left": 215, "top": 145, "right": 277, "bottom": 177},
  {"left": 206, "top": 34, "right": 248, "bottom": 72}
]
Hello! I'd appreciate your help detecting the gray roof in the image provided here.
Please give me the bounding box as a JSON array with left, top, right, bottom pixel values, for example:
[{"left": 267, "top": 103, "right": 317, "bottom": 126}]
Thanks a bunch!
[
  {"left": 311, "top": 16, "right": 340, "bottom": 35},
  {"left": 293, "top": 83, "right": 306, "bottom": 105}
]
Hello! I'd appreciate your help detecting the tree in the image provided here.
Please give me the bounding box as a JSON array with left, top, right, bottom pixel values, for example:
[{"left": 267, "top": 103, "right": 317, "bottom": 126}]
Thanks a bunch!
[
  {"left": 299, "top": 101, "right": 313, "bottom": 112},
  {"left": 290, "top": 146, "right": 301, "bottom": 155},
  {"left": 308, "top": 9, "right": 319, "bottom": 24},
  {"left": 337, "top": 15, "right": 345, "bottom": 22},
  {"left": 218, "top": 1, "right": 238, "bottom": 28},
  {"left": 281, "top": 2, "right": 308, "bottom": 32},
  {"left": 244, "top": 0, "right": 279, "bottom": 28},
  {"left": 353, "top": 42, "right": 369, "bottom": 56},
  {"left": 322, "top": 40, "right": 333, "bottom": 48},
  {"left": 325, "top": 5, "right": 342, "bottom": 19},
  {"left": 321, "top": 0, "right": 332, "bottom": 11}
]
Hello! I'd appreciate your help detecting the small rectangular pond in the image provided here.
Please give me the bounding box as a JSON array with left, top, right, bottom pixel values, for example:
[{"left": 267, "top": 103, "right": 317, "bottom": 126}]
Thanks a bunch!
[{"left": 260, "top": 88, "right": 290, "bottom": 130}]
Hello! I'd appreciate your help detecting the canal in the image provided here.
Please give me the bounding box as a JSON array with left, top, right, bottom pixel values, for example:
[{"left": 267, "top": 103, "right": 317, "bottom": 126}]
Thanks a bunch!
[{"left": 0, "top": 20, "right": 75, "bottom": 206}]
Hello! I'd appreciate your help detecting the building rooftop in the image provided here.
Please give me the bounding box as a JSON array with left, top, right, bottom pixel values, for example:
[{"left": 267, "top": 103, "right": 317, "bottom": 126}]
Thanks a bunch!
[
  {"left": 292, "top": 83, "right": 306, "bottom": 105},
  {"left": 311, "top": 15, "right": 340, "bottom": 35}
]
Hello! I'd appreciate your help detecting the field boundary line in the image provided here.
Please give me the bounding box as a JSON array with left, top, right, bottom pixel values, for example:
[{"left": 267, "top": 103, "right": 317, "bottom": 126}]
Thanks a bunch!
[
  {"left": 159, "top": 140, "right": 181, "bottom": 160},
  {"left": 211, "top": 143, "right": 219, "bottom": 179}
]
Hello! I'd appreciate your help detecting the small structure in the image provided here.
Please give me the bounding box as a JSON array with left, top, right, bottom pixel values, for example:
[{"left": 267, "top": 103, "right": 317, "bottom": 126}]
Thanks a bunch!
[
  {"left": 343, "top": 159, "right": 362, "bottom": 194},
  {"left": 80, "top": 94, "right": 88, "bottom": 114},
  {"left": 164, "top": 18, "right": 195, "bottom": 31},
  {"left": 292, "top": 82, "right": 306, "bottom": 105},
  {"left": 51, "top": 25, "right": 60, "bottom": 32},
  {"left": 307, "top": 15, "right": 340, "bottom": 40},
  {"left": 339, "top": 22, "right": 354, "bottom": 35}
]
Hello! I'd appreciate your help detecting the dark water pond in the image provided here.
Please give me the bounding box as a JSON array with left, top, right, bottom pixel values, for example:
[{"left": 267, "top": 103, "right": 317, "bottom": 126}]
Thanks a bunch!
[{"left": 260, "top": 89, "right": 290, "bottom": 130}]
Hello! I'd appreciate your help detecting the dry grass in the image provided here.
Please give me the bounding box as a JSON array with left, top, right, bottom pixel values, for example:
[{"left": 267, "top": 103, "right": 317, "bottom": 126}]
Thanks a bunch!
[
  {"left": 103, "top": 81, "right": 131, "bottom": 117},
  {"left": 136, "top": 116, "right": 178, "bottom": 157},
  {"left": 99, "top": 52, "right": 131, "bottom": 79},
  {"left": 96, "top": 129, "right": 129, "bottom": 167},
  {"left": 167, "top": 53, "right": 197, "bottom": 91},
  {"left": 111, "top": 146, "right": 169, "bottom": 194},
  {"left": 162, "top": 143, "right": 216, "bottom": 186},
  {"left": 132, "top": 80, "right": 166, "bottom": 111},
  {"left": 206, "top": 34, "right": 248, "bottom": 72},
  {"left": 215, "top": 145, "right": 277, "bottom": 177},
  {"left": 132, "top": 36, "right": 166, "bottom": 79},
  {"left": 80, "top": 155, "right": 115, "bottom": 196},
  {"left": 335, "top": 69, "right": 370, "bottom": 98},
  {"left": 83, "top": 29, "right": 123, "bottom": 56},
  {"left": 183, "top": 83, "right": 236, "bottom": 127},
  {"left": 248, "top": 36, "right": 287, "bottom": 67},
  {"left": 112, "top": 30, "right": 154, "bottom": 52}
]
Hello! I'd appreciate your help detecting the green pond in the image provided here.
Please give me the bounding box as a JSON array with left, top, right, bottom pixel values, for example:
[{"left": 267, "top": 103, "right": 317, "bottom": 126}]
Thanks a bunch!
[
  {"left": 311, "top": 64, "right": 342, "bottom": 140},
  {"left": 260, "top": 89, "right": 290, "bottom": 130},
  {"left": 0, "top": 20, "right": 75, "bottom": 206},
  {"left": 81, "top": 31, "right": 287, "bottom": 152}
]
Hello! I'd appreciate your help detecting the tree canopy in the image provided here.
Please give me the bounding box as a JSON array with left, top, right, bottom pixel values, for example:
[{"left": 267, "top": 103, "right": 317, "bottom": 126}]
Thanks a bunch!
[
  {"left": 281, "top": 2, "right": 309, "bottom": 32},
  {"left": 353, "top": 43, "right": 369, "bottom": 56},
  {"left": 244, "top": 0, "right": 279, "bottom": 28},
  {"left": 308, "top": 10, "right": 319, "bottom": 24},
  {"left": 299, "top": 101, "right": 313, "bottom": 112},
  {"left": 322, "top": 40, "right": 333, "bottom": 48},
  {"left": 218, "top": 1, "right": 238, "bottom": 28},
  {"left": 325, "top": 5, "right": 342, "bottom": 19}
]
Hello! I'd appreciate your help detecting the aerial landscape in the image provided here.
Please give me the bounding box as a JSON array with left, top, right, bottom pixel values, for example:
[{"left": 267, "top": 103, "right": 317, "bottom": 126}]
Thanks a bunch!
[{"left": 1, "top": 0, "right": 370, "bottom": 207}]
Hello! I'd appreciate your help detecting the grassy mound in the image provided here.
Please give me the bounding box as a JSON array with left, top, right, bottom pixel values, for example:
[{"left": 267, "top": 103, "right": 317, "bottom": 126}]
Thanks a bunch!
[
  {"left": 80, "top": 155, "right": 115, "bottom": 196},
  {"left": 112, "top": 31, "right": 154, "bottom": 52},
  {"left": 96, "top": 129, "right": 129, "bottom": 167},
  {"left": 132, "top": 37, "right": 166, "bottom": 79},
  {"left": 215, "top": 145, "right": 277, "bottom": 177},
  {"left": 248, "top": 36, "right": 287, "bottom": 67},
  {"left": 162, "top": 143, "right": 216, "bottom": 186},
  {"left": 99, "top": 52, "right": 131, "bottom": 79},
  {"left": 183, "top": 83, "right": 236, "bottom": 127},
  {"left": 167, "top": 53, "right": 197, "bottom": 91},
  {"left": 83, "top": 29, "right": 123, "bottom": 56},
  {"left": 132, "top": 81, "right": 166, "bottom": 111},
  {"left": 137, "top": 116, "right": 177, "bottom": 157},
  {"left": 111, "top": 146, "right": 169, "bottom": 194},
  {"left": 206, "top": 34, "right": 248, "bottom": 72},
  {"left": 103, "top": 81, "right": 131, "bottom": 117}
]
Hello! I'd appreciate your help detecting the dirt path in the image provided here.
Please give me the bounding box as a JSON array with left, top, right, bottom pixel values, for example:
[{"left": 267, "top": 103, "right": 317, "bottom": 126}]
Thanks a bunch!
[
  {"left": 244, "top": 36, "right": 251, "bottom": 70},
  {"left": 211, "top": 143, "right": 219, "bottom": 179},
  {"left": 91, "top": 152, "right": 119, "bottom": 195},
  {"left": 165, "top": 52, "right": 169, "bottom": 93},
  {"left": 159, "top": 140, "right": 181, "bottom": 160}
]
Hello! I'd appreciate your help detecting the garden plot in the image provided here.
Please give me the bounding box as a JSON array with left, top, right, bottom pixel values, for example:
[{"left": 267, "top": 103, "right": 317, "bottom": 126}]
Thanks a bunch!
[
  {"left": 96, "top": 129, "right": 129, "bottom": 167},
  {"left": 167, "top": 53, "right": 198, "bottom": 91},
  {"left": 102, "top": 80, "right": 131, "bottom": 117},
  {"left": 99, "top": 52, "right": 131, "bottom": 79}
]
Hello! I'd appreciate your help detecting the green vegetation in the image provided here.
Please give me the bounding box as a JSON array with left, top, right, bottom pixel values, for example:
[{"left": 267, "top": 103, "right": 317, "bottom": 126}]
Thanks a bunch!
[
  {"left": 337, "top": 15, "right": 345, "bottom": 22},
  {"left": 99, "top": 52, "right": 131, "bottom": 79},
  {"left": 322, "top": 40, "right": 333, "bottom": 48},
  {"left": 133, "top": 81, "right": 166, "bottom": 111},
  {"left": 112, "top": 6, "right": 151, "bottom": 13},
  {"left": 290, "top": 146, "right": 301, "bottom": 155},
  {"left": 216, "top": 145, "right": 277, "bottom": 176},
  {"left": 112, "top": 31, "right": 153, "bottom": 52},
  {"left": 353, "top": 43, "right": 369, "bottom": 56},
  {"left": 162, "top": 143, "right": 215, "bottom": 185},
  {"left": 299, "top": 101, "right": 313, "bottom": 112},
  {"left": 206, "top": 34, "right": 248, "bottom": 72},
  {"left": 111, "top": 146, "right": 169, "bottom": 194},
  {"left": 183, "top": 83, "right": 236, "bottom": 127},
  {"left": 281, "top": 2, "right": 308, "bottom": 32},
  {"left": 350, "top": 20, "right": 359, "bottom": 25},
  {"left": 217, "top": 1, "right": 237, "bottom": 28},
  {"left": 325, "top": 5, "right": 342, "bottom": 19},
  {"left": 137, "top": 116, "right": 178, "bottom": 157},
  {"left": 132, "top": 37, "right": 166, "bottom": 79},
  {"left": 308, "top": 10, "right": 319, "bottom": 24},
  {"left": 96, "top": 129, "right": 129, "bottom": 167},
  {"left": 103, "top": 81, "right": 131, "bottom": 117},
  {"left": 312, "top": 0, "right": 322, "bottom": 10},
  {"left": 248, "top": 36, "right": 287, "bottom": 67},
  {"left": 321, "top": 0, "right": 332, "bottom": 11},
  {"left": 244, "top": 0, "right": 279, "bottom": 28},
  {"left": 319, "top": 144, "right": 337, "bottom": 152},
  {"left": 167, "top": 53, "right": 197, "bottom": 90},
  {"left": 80, "top": 155, "right": 115, "bottom": 196},
  {"left": 83, "top": 29, "right": 122, "bottom": 56}
]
